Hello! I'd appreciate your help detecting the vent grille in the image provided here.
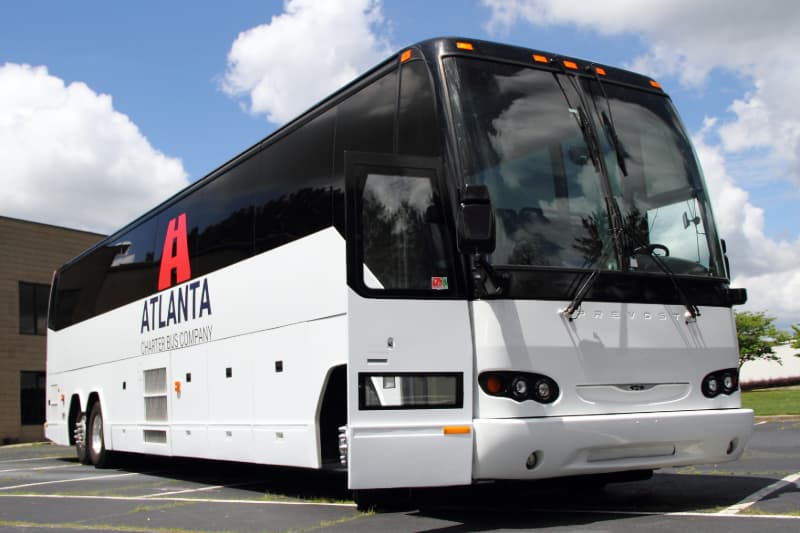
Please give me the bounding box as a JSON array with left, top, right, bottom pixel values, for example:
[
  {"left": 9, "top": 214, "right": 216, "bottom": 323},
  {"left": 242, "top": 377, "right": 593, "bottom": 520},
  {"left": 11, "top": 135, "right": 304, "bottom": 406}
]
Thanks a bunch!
[
  {"left": 144, "top": 396, "right": 167, "bottom": 421},
  {"left": 144, "top": 368, "right": 167, "bottom": 394},
  {"left": 143, "top": 429, "right": 167, "bottom": 444},
  {"left": 143, "top": 367, "right": 168, "bottom": 424}
]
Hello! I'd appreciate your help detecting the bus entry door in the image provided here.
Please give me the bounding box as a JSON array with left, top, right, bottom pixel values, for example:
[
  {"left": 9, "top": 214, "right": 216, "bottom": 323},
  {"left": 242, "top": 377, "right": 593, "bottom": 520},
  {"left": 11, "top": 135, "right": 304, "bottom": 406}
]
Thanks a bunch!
[{"left": 345, "top": 153, "right": 474, "bottom": 489}]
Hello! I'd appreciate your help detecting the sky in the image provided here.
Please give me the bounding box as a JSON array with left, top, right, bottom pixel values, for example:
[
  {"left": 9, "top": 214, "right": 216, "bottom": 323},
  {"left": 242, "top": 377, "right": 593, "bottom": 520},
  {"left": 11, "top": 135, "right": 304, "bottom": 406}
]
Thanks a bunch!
[{"left": 1, "top": 0, "right": 798, "bottom": 326}]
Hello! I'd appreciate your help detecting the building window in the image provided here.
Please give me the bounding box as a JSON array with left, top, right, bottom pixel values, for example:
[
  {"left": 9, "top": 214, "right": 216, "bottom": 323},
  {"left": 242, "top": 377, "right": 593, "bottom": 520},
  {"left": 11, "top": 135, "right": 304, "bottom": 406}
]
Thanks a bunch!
[
  {"left": 19, "top": 282, "right": 50, "bottom": 335},
  {"left": 20, "top": 371, "right": 46, "bottom": 426}
]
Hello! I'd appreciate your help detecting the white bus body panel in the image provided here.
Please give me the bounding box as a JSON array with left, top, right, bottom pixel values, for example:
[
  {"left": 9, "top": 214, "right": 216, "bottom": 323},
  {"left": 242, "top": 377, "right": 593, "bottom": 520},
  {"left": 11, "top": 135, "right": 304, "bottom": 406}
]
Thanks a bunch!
[
  {"left": 471, "top": 299, "right": 754, "bottom": 479},
  {"left": 346, "top": 292, "right": 474, "bottom": 489},
  {"left": 46, "top": 228, "right": 347, "bottom": 469}
]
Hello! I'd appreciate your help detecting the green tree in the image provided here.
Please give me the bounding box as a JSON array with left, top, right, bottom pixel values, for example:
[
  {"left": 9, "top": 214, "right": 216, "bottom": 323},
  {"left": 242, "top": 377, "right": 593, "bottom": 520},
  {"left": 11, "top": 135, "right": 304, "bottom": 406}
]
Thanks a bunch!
[
  {"left": 735, "top": 311, "right": 790, "bottom": 369},
  {"left": 791, "top": 324, "right": 800, "bottom": 356}
]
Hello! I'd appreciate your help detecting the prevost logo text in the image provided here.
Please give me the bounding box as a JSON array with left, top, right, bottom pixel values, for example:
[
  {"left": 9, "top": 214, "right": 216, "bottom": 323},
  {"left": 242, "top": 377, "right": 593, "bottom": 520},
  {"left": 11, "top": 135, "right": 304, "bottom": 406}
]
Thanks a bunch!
[{"left": 140, "top": 213, "right": 213, "bottom": 334}]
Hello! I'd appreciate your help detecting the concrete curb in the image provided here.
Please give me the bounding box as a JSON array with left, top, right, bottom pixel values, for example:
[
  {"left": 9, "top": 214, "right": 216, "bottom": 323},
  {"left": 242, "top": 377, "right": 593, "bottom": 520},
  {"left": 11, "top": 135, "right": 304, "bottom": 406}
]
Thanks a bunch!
[{"left": 755, "top": 415, "right": 800, "bottom": 422}]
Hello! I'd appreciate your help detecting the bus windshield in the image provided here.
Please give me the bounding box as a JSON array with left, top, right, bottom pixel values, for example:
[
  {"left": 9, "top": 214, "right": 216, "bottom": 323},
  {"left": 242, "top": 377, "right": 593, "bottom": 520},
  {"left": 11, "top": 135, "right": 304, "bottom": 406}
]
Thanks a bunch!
[{"left": 445, "top": 57, "right": 725, "bottom": 278}]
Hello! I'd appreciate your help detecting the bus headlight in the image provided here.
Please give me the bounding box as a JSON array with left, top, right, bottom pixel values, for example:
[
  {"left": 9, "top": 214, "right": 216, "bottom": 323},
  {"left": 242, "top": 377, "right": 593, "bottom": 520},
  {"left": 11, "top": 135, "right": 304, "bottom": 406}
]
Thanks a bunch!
[
  {"left": 702, "top": 368, "right": 738, "bottom": 398},
  {"left": 534, "top": 378, "right": 554, "bottom": 402},
  {"left": 479, "top": 372, "right": 559, "bottom": 404},
  {"left": 511, "top": 377, "right": 529, "bottom": 399}
]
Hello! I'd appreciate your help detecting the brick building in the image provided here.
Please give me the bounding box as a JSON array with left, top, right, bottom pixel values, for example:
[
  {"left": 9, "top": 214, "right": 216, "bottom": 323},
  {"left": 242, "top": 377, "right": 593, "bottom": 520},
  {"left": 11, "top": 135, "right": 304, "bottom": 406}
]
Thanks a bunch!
[{"left": 0, "top": 216, "right": 103, "bottom": 444}]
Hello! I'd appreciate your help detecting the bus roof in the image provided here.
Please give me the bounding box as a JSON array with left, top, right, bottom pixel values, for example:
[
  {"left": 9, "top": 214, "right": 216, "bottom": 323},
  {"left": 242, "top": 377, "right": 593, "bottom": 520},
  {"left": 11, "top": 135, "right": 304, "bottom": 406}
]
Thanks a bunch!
[{"left": 58, "top": 36, "right": 665, "bottom": 271}]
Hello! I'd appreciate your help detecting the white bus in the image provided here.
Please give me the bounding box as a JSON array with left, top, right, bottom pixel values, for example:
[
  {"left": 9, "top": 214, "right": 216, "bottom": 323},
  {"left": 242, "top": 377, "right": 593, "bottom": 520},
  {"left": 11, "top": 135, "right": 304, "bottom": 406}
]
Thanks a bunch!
[{"left": 45, "top": 38, "right": 753, "bottom": 508}]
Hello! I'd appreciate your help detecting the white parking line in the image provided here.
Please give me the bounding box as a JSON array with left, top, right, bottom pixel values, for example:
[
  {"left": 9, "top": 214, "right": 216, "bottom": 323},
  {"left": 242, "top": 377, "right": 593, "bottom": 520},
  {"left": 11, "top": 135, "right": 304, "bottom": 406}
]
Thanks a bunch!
[
  {"left": 0, "top": 464, "right": 74, "bottom": 474},
  {"left": 0, "top": 493, "right": 355, "bottom": 507},
  {"left": 0, "top": 471, "right": 143, "bottom": 491},
  {"left": 0, "top": 455, "right": 72, "bottom": 464},
  {"left": 717, "top": 471, "right": 800, "bottom": 515},
  {"left": 143, "top": 484, "right": 225, "bottom": 497}
]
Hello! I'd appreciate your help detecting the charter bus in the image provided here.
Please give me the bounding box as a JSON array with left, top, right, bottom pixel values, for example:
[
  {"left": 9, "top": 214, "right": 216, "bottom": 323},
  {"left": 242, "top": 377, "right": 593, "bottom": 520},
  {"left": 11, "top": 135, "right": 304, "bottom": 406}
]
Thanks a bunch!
[{"left": 46, "top": 37, "right": 752, "bottom": 507}]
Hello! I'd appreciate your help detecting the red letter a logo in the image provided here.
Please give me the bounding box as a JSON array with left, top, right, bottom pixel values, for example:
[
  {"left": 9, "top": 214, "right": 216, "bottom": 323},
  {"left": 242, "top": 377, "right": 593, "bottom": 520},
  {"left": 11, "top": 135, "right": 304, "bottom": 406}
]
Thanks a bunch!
[{"left": 158, "top": 213, "right": 191, "bottom": 290}]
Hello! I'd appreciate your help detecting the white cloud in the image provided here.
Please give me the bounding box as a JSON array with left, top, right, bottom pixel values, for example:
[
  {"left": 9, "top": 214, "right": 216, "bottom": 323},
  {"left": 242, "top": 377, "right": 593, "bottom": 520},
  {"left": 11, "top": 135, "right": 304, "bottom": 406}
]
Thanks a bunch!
[
  {"left": 0, "top": 63, "right": 188, "bottom": 234},
  {"left": 483, "top": 0, "right": 800, "bottom": 325},
  {"left": 222, "top": 0, "right": 393, "bottom": 125}
]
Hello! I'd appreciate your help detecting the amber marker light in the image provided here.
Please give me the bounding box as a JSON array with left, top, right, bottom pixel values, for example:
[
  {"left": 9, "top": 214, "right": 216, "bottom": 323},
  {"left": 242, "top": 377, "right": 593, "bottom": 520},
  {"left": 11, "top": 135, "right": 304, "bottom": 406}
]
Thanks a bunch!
[
  {"left": 563, "top": 60, "right": 578, "bottom": 70},
  {"left": 595, "top": 67, "right": 607, "bottom": 76},
  {"left": 456, "top": 41, "right": 474, "bottom": 51},
  {"left": 532, "top": 54, "right": 548, "bottom": 64},
  {"left": 650, "top": 79, "right": 662, "bottom": 89},
  {"left": 443, "top": 426, "right": 471, "bottom": 435},
  {"left": 400, "top": 49, "right": 412, "bottom": 63},
  {"left": 174, "top": 381, "right": 181, "bottom": 394}
]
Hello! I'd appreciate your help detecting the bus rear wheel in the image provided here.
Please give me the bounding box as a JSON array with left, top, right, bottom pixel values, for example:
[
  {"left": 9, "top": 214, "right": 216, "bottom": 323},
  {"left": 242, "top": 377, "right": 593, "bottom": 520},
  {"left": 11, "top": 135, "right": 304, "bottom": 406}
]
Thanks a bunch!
[
  {"left": 86, "top": 403, "right": 113, "bottom": 468},
  {"left": 74, "top": 413, "right": 90, "bottom": 465}
]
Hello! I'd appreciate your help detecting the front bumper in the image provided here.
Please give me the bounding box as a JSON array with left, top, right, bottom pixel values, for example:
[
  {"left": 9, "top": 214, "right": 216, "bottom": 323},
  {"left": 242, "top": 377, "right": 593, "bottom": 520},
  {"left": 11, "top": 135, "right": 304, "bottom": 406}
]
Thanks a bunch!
[{"left": 473, "top": 409, "right": 753, "bottom": 480}]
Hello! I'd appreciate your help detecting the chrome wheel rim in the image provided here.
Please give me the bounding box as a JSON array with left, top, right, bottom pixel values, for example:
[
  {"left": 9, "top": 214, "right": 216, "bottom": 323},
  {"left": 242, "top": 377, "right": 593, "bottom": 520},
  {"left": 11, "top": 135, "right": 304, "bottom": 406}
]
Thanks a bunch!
[{"left": 90, "top": 412, "right": 103, "bottom": 455}]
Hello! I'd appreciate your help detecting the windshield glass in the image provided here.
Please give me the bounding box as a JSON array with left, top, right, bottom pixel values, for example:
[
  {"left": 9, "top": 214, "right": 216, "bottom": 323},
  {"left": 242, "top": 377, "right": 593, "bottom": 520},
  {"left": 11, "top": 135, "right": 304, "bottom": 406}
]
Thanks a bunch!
[{"left": 445, "top": 57, "right": 725, "bottom": 278}]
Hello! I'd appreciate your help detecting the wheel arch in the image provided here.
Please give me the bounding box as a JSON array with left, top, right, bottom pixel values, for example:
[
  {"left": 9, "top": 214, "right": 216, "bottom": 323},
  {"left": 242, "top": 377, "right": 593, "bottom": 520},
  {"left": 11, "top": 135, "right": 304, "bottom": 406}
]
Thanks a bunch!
[{"left": 317, "top": 364, "right": 347, "bottom": 465}]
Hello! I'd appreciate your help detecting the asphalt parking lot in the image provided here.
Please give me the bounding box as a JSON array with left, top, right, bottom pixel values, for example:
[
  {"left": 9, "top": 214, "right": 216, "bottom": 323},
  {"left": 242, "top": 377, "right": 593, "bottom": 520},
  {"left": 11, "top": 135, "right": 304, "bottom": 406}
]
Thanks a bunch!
[{"left": 0, "top": 419, "right": 797, "bottom": 532}]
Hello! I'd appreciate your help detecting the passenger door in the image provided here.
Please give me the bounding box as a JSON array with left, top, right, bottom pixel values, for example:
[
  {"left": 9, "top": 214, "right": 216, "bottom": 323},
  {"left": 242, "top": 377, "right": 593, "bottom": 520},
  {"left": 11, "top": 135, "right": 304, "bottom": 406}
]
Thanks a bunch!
[{"left": 344, "top": 152, "right": 474, "bottom": 489}]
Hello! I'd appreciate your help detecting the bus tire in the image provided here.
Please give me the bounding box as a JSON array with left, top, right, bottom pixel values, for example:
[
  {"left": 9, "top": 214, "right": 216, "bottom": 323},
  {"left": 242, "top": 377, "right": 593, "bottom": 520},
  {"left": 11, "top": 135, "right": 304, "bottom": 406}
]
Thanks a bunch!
[
  {"left": 74, "top": 412, "right": 90, "bottom": 465},
  {"left": 86, "top": 402, "right": 113, "bottom": 468}
]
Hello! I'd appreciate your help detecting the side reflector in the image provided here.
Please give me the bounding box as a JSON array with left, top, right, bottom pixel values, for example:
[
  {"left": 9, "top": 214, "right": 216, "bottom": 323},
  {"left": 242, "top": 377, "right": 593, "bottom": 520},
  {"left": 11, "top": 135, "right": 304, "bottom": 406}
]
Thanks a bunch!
[
  {"left": 400, "top": 49, "right": 412, "bottom": 63},
  {"left": 456, "top": 41, "right": 474, "bottom": 51},
  {"left": 443, "top": 426, "right": 471, "bottom": 435},
  {"left": 532, "top": 54, "right": 548, "bottom": 64},
  {"left": 563, "top": 60, "right": 578, "bottom": 70},
  {"left": 174, "top": 381, "right": 181, "bottom": 394},
  {"left": 595, "top": 67, "right": 607, "bottom": 76},
  {"left": 650, "top": 79, "right": 662, "bottom": 89}
]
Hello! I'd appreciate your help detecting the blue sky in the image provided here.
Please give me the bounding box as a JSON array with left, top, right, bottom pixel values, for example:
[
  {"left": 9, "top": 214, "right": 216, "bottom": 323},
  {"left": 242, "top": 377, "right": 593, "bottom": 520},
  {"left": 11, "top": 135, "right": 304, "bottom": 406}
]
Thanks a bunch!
[{"left": 1, "top": 0, "right": 799, "bottom": 324}]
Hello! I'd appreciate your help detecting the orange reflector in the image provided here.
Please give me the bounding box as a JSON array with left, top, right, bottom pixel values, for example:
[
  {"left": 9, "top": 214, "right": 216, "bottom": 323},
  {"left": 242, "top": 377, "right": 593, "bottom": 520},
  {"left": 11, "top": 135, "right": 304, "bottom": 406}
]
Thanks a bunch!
[
  {"left": 649, "top": 79, "right": 662, "bottom": 89},
  {"left": 595, "top": 67, "right": 607, "bottom": 76},
  {"left": 532, "top": 54, "right": 548, "bottom": 64},
  {"left": 400, "top": 49, "right": 412, "bottom": 63},
  {"left": 174, "top": 381, "right": 181, "bottom": 394},
  {"left": 443, "top": 426, "right": 471, "bottom": 435},
  {"left": 563, "top": 60, "right": 578, "bottom": 70},
  {"left": 456, "top": 41, "right": 474, "bottom": 51},
  {"left": 60, "top": 394, "right": 65, "bottom": 403}
]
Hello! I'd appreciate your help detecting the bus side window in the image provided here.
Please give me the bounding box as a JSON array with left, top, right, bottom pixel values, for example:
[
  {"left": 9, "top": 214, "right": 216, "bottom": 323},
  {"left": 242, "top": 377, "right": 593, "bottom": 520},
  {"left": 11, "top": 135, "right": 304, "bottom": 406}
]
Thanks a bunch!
[
  {"left": 361, "top": 173, "right": 448, "bottom": 290},
  {"left": 398, "top": 59, "right": 439, "bottom": 156}
]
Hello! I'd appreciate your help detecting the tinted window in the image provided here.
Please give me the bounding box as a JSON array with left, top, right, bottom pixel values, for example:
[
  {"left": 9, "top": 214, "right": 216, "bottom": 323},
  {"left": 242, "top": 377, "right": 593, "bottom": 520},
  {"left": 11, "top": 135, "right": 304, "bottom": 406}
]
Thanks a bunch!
[
  {"left": 155, "top": 164, "right": 256, "bottom": 279},
  {"left": 95, "top": 219, "right": 157, "bottom": 315},
  {"left": 445, "top": 58, "right": 615, "bottom": 269},
  {"left": 50, "top": 244, "right": 120, "bottom": 329},
  {"left": 399, "top": 60, "right": 439, "bottom": 156},
  {"left": 19, "top": 282, "right": 49, "bottom": 335},
  {"left": 360, "top": 171, "right": 452, "bottom": 291},
  {"left": 333, "top": 69, "right": 397, "bottom": 236},
  {"left": 20, "top": 371, "right": 46, "bottom": 425},
  {"left": 254, "top": 108, "right": 335, "bottom": 254}
]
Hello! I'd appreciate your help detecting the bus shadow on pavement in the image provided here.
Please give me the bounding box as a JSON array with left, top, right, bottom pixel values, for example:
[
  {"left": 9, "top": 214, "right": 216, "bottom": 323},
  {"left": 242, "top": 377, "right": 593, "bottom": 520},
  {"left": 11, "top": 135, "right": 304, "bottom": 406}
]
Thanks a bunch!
[
  {"left": 403, "top": 473, "right": 774, "bottom": 530},
  {"left": 67, "top": 452, "right": 352, "bottom": 503}
]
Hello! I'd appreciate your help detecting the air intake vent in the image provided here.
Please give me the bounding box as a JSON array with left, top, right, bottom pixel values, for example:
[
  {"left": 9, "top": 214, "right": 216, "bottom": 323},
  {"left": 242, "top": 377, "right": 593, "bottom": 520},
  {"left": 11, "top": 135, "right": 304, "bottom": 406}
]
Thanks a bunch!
[
  {"left": 144, "top": 367, "right": 167, "bottom": 394},
  {"left": 143, "top": 429, "right": 167, "bottom": 444},
  {"left": 143, "top": 367, "right": 168, "bottom": 423}
]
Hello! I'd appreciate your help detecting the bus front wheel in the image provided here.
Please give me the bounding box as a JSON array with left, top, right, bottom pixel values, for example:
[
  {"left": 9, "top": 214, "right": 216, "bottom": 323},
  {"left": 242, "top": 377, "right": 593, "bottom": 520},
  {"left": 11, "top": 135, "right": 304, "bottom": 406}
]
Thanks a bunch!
[{"left": 86, "top": 403, "right": 113, "bottom": 468}]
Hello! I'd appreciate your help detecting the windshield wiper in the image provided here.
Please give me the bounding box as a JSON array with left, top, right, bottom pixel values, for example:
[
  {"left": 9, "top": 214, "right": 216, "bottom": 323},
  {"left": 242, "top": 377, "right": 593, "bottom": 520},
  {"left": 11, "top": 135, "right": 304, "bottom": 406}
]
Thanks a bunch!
[
  {"left": 632, "top": 242, "right": 701, "bottom": 323},
  {"left": 559, "top": 269, "right": 600, "bottom": 321},
  {"left": 553, "top": 73, "right": 601, "bottom": 172},
  {"left": 588, "top": 65, "right": 629, "bottom": 177},
  {"left": 601, "top": 110, "right": 628, "bottom": 177}
]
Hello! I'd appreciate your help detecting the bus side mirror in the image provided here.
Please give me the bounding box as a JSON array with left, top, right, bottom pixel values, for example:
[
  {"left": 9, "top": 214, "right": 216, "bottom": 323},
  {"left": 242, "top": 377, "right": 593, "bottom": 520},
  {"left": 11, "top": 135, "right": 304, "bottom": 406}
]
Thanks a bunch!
[
  {"left": 721, "top": 238, "right": 731, "bottom": 279},
  {"left": 457, "top": 184, "right": 496, "bottom": 255}
]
